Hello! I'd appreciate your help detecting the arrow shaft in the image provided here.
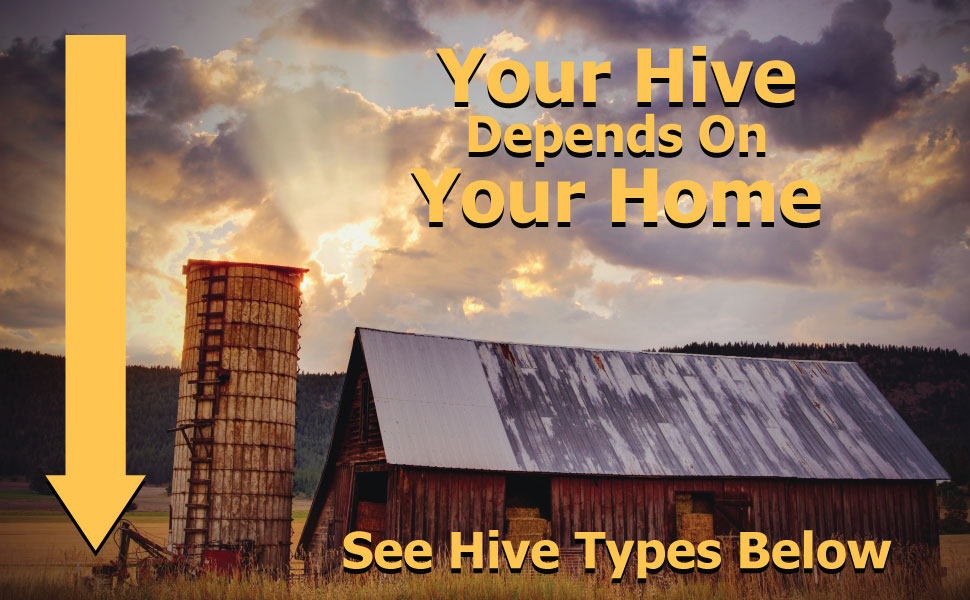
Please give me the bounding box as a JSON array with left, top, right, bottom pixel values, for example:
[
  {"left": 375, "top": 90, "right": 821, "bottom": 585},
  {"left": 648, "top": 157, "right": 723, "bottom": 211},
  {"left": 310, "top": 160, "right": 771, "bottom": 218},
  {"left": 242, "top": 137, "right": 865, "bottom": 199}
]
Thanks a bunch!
[{"left": 65, "top": 35, "right": 127, "bottom": 475}]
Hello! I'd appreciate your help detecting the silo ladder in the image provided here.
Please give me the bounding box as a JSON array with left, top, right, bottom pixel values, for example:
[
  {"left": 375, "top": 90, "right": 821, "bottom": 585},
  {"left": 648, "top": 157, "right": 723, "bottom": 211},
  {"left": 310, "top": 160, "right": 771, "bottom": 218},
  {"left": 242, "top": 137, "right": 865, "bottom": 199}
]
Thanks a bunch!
[{"left": 184, "top": 268, "right": 229, "bottom": 554}]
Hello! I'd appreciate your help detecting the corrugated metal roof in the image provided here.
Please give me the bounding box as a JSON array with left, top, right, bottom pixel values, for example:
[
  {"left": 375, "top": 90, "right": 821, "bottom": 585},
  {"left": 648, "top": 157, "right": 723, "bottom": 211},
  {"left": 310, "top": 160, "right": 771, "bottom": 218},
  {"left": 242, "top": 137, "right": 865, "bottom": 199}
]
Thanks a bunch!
[{"left": 359, "top": 328, "right": 948, "bottom": 480}]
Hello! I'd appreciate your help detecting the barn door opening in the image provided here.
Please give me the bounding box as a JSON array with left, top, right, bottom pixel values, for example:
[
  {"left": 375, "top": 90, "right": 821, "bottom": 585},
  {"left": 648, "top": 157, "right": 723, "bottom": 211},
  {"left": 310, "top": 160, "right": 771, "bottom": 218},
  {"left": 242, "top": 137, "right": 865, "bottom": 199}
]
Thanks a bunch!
[
  {"left": 675, "top": 491, "right": 752, "bottom": 542},
  {"left": 352, "top": 470, "right": 388, "bottom": 543},
  {"left": 675, "top": 492, "right": 714, "bottom": 543},
  {"left": 505, "top": 475, "right": 551, "bottom": 544}
]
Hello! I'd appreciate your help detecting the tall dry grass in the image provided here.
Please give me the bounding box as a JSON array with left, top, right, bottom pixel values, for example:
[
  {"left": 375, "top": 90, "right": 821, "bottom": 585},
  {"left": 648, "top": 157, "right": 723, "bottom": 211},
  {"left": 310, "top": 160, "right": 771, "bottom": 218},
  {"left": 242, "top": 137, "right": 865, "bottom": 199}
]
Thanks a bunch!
[{"left": 0, "top": 557, "right": 968, "bottom": 600}]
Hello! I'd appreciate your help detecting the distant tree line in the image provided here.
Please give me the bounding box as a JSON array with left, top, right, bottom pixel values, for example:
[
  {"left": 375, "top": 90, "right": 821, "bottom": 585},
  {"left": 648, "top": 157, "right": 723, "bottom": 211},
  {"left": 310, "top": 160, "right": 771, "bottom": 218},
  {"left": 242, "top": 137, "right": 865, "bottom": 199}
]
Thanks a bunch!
[{"left": 0, "top": 348, "right": 341, "bottom": 497}]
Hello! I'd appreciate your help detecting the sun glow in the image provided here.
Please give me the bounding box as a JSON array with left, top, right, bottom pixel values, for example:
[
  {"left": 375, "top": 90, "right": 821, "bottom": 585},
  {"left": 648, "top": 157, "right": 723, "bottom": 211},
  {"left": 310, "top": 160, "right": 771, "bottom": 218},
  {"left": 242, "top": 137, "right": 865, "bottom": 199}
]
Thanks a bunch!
[
  {"left": 310, "top": 220, "right": 382, "bottom": 297},
  {"left": 462, "top": 297, "right": 485, "bottom": 316}
]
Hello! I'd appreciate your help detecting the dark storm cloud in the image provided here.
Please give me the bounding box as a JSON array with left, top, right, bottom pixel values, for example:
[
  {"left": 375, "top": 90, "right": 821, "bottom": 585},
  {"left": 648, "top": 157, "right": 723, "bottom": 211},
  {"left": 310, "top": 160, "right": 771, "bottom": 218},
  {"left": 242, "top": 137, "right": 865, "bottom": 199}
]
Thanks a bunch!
[
  {"left": 175, "top": 122, "right": 265, "bottom": 209},
  {"left": 718, "top": 0, "right": 939, "bottom": 150},
  {"left": 127, "top": 47, "right": 212, "bottom": 121},
  {"left": 0, "top": 38, "right": 269, "bottom": 344},
  {"left": 910, "top": 0, "right": 970, "bottom": 13},
  {"left": 463, "top": 0, "right": 744, "bottom": 42},
  {"left": 126, "top": 112, "right": 186, "bottom": 158},
  {"left": 572, "top": 202, "right": 828, "bottom": 283},
  {"left": 821, "top": 68, "right": 970, "bottom": 290},
  {"left": 127, "top": 45, "right": 262, "bottom": 121},
  {"left": 0, "top": 288, "right": 64, "bottom": 329},
  {"left": 0, "top": 38, "right": 65, "bottom": 337},
  {"left": 124, "top": 44, "right": 270, "bottom": 219},
  {"left": 282, "top": 0, "right": 439, "bottom": 53},
  {"left": 276, "top": 0, "right": 745, "bottom": 52}
]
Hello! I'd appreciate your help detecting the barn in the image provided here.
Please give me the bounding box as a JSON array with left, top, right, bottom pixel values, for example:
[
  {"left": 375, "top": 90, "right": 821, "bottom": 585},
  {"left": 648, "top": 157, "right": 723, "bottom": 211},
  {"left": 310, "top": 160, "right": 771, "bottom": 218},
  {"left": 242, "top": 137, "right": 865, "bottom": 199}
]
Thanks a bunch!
[{"left": 297, "top": 327, "right": 947, "bottom": 571}]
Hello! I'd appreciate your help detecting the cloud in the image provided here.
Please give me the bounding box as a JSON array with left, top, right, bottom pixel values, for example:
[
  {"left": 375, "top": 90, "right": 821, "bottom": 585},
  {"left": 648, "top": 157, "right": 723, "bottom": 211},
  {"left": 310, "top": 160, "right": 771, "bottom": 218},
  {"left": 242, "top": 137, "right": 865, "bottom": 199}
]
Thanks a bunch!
[
  {"left": 2, "top": 16, "right": 968, "bottom": 372},
  {"left": 277, "top": 0, "right": 439, "bottom": 54},
  {"left": 478, "top": 30, "right": 531, "bottom": 75},
  {"left": 718, "top": 0, "right": 939, "bottom": 149},
  {"left": 849, "top": 298, "right": 910, "bottom": 321},
  {"left": 225, "top": 199, "right": 310, "bottom": 267},
  {"left": 574, "top": 212, "right": 828, "bottom": 283},
  {"left": 0, "top": 38, "right": 65, "bottom": 350},
  {"left": 128, "top": 46, "right": 264, "bottom": 121},
  {"left": 107, "top": 46, "right": 970, "bottom": 369},
  {"left": 495, "top": 0, "right": 746, "bottom": 43},
  {"left": 817, "top": 66, "right": 970, "bottom": 291},
  {"left": 271, "top": 0, "right": 746, "bottom": 53},
  {"left": 909, "top": 0, "right": 970, "bottom": 14},
  {"left": 0, "top": 37, "right": 278, "bottom": 357}
]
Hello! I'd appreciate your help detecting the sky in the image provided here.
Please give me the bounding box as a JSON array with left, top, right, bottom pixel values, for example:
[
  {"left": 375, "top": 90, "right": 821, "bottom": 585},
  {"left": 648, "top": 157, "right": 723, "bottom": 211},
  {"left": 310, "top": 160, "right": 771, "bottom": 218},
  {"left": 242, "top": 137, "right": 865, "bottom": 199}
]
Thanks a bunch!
[{"left": 0, "top": 0, "right": 968, "bottom": 372}]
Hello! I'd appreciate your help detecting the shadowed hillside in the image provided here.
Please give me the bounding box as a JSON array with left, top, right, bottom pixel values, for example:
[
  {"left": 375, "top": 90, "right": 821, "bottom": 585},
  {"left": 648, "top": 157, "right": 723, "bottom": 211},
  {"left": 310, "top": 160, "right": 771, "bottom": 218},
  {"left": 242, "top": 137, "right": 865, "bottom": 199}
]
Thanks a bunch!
[{"left": 0, "top": 349, "right": 341, "bottom": 496}]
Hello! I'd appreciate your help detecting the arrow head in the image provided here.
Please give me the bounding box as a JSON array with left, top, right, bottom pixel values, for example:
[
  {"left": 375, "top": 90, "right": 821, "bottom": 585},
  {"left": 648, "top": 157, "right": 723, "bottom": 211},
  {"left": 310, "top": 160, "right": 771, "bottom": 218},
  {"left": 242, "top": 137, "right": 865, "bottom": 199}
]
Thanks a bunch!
[{"left": 46, "top": 473, "right": 145, "bottom": 554}]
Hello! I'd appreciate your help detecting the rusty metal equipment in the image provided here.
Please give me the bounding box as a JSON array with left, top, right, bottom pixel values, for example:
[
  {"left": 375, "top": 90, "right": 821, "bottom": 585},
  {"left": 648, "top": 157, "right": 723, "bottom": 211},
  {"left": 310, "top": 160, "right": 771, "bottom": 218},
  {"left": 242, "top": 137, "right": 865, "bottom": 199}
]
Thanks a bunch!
[
  {"left": 169, "top": 260, "right": 308, "bottom": 573},
  {"left": 88, "top": 520, "right": 253, "bottom": 586},
  {"left": 89, "top": 520, "right": 187, "bottom": 585}
]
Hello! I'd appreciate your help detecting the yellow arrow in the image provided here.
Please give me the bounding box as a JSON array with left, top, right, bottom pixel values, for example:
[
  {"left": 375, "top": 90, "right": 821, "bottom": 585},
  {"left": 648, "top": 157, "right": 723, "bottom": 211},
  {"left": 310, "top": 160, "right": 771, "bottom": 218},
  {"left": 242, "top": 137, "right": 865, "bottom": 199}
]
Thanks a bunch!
[{"left": 47, "top": 35, "right": 144, "bottom": 555}]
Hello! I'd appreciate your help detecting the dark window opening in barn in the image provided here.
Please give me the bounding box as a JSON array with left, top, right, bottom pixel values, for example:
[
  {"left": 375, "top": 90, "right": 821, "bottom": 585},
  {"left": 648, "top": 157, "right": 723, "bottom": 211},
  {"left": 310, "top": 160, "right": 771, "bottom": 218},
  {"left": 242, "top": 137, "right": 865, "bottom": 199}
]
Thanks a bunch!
[
  {"left": 352, "top": 470, "right": 388, "bottom": 542},
  {"left": 505, "top": 475, "right": 551, "bottom": 543},
  {"left": 675, "top": 492, "right": 714, "bottom": 543},
  {"left": 358, "top": 375, "right": 373, "bottom": 442},
  {"left": 675, "top": 491, "right": 752, "bottom": 541},
  {"left": 711, "top": 492, "right": 752, "bottom": 538}
]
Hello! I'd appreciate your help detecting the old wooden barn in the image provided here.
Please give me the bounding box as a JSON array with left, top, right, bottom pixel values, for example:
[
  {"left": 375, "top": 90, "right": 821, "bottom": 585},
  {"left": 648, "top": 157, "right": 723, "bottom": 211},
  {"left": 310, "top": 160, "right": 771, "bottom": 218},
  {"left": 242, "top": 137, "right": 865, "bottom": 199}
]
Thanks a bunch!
[{"left": 298, "top": 328, "right": 947, "bottom": 571}]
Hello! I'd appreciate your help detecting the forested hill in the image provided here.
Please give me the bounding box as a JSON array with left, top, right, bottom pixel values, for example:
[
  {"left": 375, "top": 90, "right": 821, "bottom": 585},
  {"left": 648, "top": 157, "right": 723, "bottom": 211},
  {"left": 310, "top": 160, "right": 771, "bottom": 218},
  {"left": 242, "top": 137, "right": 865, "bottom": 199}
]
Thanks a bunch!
[
  {"left": 2, "top": 342, "right": 968, "bottom": 497},
  {"left": 0, "top": 348, "right": 342, "bottom": 496},
  {"left": 658, "top": 342, "right": 970, "bottom": 484}
]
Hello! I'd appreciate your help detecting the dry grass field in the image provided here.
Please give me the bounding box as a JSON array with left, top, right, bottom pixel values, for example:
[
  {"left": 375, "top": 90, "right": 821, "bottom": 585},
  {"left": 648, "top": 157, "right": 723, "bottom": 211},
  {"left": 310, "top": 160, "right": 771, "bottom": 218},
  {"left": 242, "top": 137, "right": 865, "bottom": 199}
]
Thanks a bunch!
[
  {"left": 0, "top": 482, "right": 309, "bottom": 574},
  {"left": 0, "top": 482, "right": 967, "bottom": 599},
  {"left": 0, "top": 547, "right": 967, "bottom": 600}
]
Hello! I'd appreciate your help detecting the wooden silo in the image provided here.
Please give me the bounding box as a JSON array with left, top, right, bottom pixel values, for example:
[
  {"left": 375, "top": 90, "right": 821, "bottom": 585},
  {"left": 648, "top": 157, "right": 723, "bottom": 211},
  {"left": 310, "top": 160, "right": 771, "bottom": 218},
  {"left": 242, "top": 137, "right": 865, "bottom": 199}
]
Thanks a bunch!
[{"left": 169, "top": 259, "right": 308, "bottom": 572}]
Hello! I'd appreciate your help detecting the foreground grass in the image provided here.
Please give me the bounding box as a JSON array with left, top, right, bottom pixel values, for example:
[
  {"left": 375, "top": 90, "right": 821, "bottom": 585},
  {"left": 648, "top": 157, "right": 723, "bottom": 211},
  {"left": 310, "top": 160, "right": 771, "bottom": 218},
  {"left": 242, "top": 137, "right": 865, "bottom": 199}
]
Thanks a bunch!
[
  {"left": 0, "top": 564, "right": 968, "bottom": 600},
  {"left": 0, "top": 535, "right": 965, "bottom": 599}
]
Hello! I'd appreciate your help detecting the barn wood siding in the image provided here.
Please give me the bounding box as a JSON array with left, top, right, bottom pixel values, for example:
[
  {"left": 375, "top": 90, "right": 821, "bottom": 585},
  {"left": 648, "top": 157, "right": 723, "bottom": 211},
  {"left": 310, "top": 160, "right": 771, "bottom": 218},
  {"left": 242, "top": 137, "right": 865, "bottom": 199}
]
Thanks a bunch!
[
  {"left": 390, "top": 468, "right": 506, "bottom": 551},
  {"left": 304, "top": 367, "right": 387, "bottom": 570},
  {"left": 550, "top": 476, "right": 938, "bottom": 549},
  {"left": 307, "top": 467, "right": 938, "bottom": 574}
]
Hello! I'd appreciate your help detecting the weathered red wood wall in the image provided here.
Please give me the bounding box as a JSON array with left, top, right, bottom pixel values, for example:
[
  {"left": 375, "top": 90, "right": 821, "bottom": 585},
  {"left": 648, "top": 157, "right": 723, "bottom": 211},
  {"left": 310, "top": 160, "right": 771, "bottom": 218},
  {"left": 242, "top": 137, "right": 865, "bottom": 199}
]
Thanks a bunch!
[
  {"left": 303, "top": 365, "right": 388, "bottom": 567},
  {"left": 547, "top": 476, "right": 938, "bottom": 548},
  {"left": 309, "top": 465, "right": 938, "bottom": 572},
  {"left": 387, "top": 467, "right": 506, "bottom": 550}
]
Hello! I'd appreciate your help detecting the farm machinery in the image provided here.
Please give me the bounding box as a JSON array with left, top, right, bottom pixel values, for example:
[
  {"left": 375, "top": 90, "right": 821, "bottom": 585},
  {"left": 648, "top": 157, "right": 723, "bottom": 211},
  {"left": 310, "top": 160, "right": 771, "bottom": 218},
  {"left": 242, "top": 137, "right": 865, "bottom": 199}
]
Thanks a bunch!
[{"left": 89, "top": 520, "right": 252, "bottom": 586}]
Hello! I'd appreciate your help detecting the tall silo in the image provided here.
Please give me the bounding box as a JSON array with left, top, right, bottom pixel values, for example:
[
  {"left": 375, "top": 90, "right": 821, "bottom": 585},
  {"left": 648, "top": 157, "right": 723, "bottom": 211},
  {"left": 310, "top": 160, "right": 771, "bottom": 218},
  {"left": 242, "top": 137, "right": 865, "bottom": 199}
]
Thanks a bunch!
[{"left": 169, "top": 259, "right": 308, "bottom": 572}]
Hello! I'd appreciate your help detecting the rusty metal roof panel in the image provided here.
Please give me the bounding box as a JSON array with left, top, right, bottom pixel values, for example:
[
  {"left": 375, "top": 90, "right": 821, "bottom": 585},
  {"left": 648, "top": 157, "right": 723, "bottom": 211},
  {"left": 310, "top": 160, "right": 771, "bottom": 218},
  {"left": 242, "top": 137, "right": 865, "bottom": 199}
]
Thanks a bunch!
[{"left": 358, "top": 328, "right": 948, "bottom": 480}]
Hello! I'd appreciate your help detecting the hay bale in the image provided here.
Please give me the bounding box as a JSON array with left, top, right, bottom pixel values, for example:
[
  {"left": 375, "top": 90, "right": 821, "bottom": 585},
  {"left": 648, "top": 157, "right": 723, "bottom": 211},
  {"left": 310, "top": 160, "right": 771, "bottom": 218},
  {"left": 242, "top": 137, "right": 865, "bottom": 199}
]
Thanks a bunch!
[
  {"left": 675, "top": 492, "right": 692, "bottom": 517},
  {"left": 506, "top": 507, "right": 540, "bottom": 519},
  {"left": 506, "top": 517, "right": 549, "bottom": 536},
  {"left": 678, "top": 513, "right": 713, "bottom": 544}
]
